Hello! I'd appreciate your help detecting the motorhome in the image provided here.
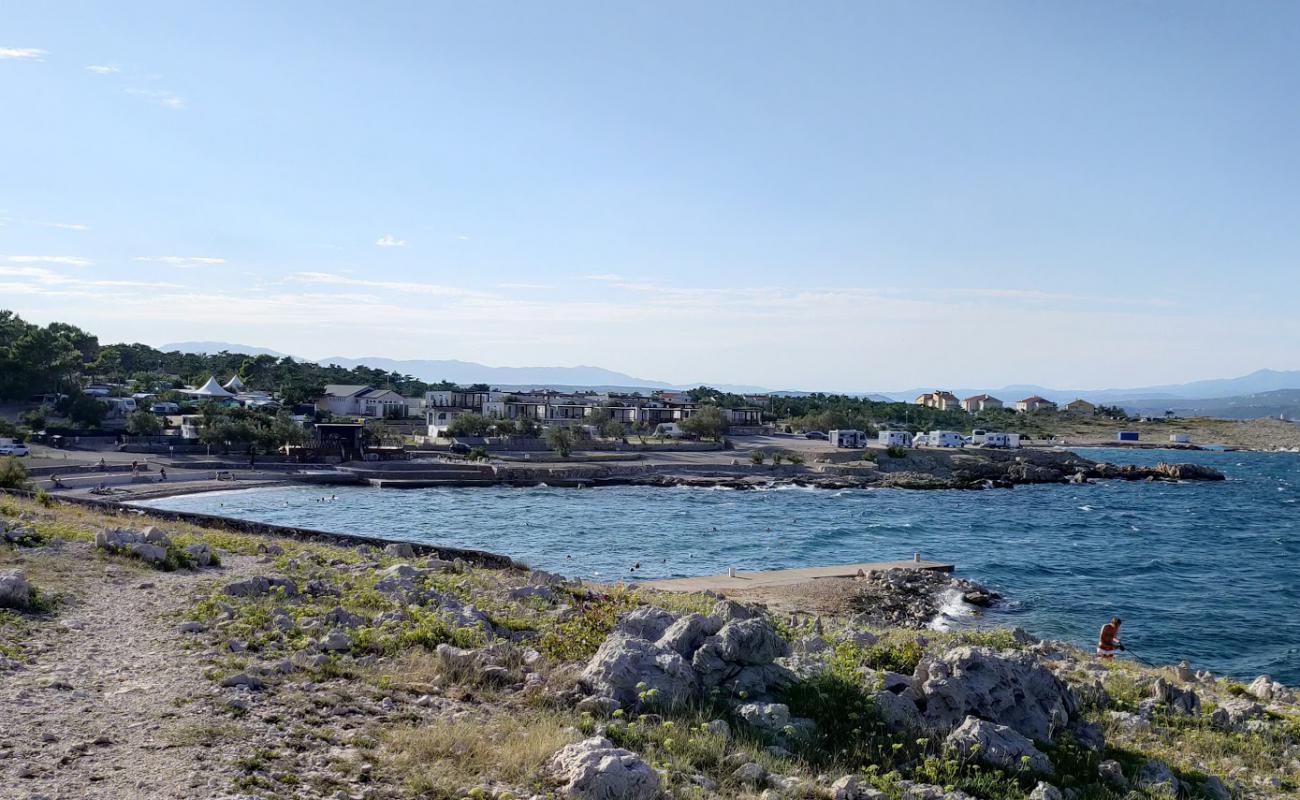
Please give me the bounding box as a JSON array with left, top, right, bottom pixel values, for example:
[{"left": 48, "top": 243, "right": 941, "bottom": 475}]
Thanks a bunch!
[
  {"left": 983, "top": 432, "right": 1011, "bottom": 448},
  {"left": 878, "top": 430, "right": 913, "bottom": 448},
  {"left": 828, "top": 429, "right": 867, "bottom": 448},
  {"left": 928, "top": 430, "right": 964, "bottom": 448},
  {"left": 970, "top": 429, "right": 989, "bottom": 445}
]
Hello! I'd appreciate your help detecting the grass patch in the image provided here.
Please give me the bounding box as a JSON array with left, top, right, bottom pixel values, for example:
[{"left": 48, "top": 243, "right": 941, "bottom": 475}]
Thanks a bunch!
[{"left": 383, "top": 713, "right": 576, "bottom": 799}]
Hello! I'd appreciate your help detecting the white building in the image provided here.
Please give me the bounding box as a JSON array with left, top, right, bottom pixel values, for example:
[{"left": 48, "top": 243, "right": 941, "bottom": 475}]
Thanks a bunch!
[{"left": 318, "top": 385, "right": 409, "bottom": 418}]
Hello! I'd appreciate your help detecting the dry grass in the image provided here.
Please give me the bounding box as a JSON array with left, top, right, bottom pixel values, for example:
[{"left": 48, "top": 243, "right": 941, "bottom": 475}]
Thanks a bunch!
[
  {"left": 383, "top": 712, "right": 578, "bottom": 799},
  {"left": 164, "top": 719, "right": 250, "bottom": 748}
]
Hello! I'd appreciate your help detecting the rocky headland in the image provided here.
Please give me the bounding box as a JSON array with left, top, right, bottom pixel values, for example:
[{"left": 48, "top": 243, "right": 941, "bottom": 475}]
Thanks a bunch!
[{"left": 1, "top": 494, "right": 1294, "bottom": 800}]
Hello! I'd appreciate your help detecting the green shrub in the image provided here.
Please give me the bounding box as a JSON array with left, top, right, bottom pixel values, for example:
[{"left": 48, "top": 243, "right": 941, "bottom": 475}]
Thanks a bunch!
[
  {"left": 34, "top": 488, "right": 54, "bottom": 508},
  {"left": 749, "top": 451, "right": 765, "bottom": 465},
  {"left": 538, "top": 590, "right": 640, "bottom": 662},
  {"left": 0, "top": 457, "right": 29, "bottom": 490},
  {"left": 886, "top": 446, "right": 908, "bottom": 459}
]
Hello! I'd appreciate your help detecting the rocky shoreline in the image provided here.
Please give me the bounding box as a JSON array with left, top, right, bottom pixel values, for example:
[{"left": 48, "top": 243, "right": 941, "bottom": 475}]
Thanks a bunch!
[{"left": 6, "top": 494, "right": 1296, "bottom": 799}]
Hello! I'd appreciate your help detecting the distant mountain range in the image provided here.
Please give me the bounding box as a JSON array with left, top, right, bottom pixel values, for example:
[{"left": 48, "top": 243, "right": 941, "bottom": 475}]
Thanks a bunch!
[
  {"left": 1121, "top": 389, "right": 1300, "bottom": 421},
  {"left": 159, "top": 342, "right": 1300, "bottom": 418},
  {"left": 875, "top": 369, "right": 1300, "bottom": 405}
]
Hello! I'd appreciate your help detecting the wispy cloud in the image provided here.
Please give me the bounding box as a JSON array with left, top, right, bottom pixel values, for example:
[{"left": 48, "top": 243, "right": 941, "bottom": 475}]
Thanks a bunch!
[
  {"left": 25, "top": 220, "right": 89, "bottom": 232},
  {"left": 124, "top": 88, "right": 186, "bottom": 110},
  {"left": 0, "top": 48, "right": 46, "bottom": 61},
  {"left": 133, "top": 256, "right": 226, "bottom": 268},
  {"left": 287, "top": 271, "right": 488, "bottom": 298},
  {"left": 0, "top": 265, "right": 180, "bottom": 290},
  {"left": 85, "top": 64, "right": 119, "bottom": 74},
  {"left": 497, "top": 282, "right": 556, "bottom": 291},
  {"left": 582, "top": 273, "right": 624, "bottom": 281},
  {"left": 0, "top": 254, "right": 93, "bottom": 267},
  {"left": 375, "top": 234, "right": 407, "bottom": 248}
]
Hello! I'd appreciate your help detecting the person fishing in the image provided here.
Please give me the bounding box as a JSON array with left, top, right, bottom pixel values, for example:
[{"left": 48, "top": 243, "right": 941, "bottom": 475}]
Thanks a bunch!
[{"left": 1097, "top": 617, "right": 1124, "bottom": 660}]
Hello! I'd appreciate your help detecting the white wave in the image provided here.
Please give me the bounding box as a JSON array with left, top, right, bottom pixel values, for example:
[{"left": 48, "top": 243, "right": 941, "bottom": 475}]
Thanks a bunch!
[
  {"left": 927, "top": 588, "right": 975, "bottom": 632},
  {"left": 1078, "top": 505, "right": 1094, "bottom": 512}
]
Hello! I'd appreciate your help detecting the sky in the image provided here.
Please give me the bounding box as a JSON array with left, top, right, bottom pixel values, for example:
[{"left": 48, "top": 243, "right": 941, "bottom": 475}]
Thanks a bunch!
[{"left": 2, "top": 1, "right": 1299, "bottom": 392}]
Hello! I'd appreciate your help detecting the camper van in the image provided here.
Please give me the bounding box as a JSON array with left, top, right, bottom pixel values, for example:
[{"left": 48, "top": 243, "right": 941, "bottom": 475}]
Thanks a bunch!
[
  {"left": 878, "top": 430, "right": 913, "bottom": 448},
  {"left": 970, "top": 429, "right": 989, "bottom": 446},
  {"left": 828, "top": 429, "right": 867, "bottom": 448},
  {"left": 929, "top": 430, "right": 964, "bottom": 448},
  {"left": 983, "top": 432, "right": 1011, "bottom": 448}
]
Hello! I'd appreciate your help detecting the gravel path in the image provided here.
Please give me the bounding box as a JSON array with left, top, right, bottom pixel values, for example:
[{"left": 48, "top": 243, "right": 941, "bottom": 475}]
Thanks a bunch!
[{"left": 0, "top": 543, "right": 260, "bottom": 800}]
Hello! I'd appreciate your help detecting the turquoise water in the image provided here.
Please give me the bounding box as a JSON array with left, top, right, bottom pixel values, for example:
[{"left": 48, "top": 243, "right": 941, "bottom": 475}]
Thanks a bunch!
[{"left": 135, "top": 448, "right": 1300, "bottom": 684}]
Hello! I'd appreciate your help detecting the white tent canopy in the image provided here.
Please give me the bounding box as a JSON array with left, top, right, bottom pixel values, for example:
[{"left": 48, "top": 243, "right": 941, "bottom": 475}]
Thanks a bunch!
[
  {"left": 187, "top": 376, "right": 236, "bottom": 398},
  {"left": 223, "top": 375, "right": 246, "bottom": 392}
]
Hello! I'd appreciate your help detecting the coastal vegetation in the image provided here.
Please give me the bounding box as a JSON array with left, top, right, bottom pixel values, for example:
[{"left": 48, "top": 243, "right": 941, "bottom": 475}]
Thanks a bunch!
[{"left": 2, "top": 494, "right": 1296, "bottom": 798}]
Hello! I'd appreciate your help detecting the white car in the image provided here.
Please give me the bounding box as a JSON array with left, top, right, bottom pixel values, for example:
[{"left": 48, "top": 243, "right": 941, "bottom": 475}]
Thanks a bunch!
[{"left": 0, "top": 444, "right": 31, "bottom": 456}]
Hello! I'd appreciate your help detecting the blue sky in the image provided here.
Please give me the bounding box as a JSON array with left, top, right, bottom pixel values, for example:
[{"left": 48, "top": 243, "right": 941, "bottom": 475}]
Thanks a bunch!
[{"left": 3, "top": 2, "right": 1298, "bottom": 391}]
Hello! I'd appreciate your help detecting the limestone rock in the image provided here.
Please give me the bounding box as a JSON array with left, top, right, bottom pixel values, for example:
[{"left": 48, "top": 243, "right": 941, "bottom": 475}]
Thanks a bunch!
[
  {"left": 383, "top": 542, "right": 415, "bottom": 558},
  {"left": 1151, "top": 677, "right": 1200, "bottom": 716},
  {"left": 913, "top": 647, "right": 1077, "bottom": 742},
  {"left": 1028, "top": 783, "right": 1063, "bottom": 800},
  {"left": 732, "top": 762, "right": 766, "bottom": 788},
  {"left": 0, "top": 569, "right": 31, "bottom": 609},
  {"left": 735, "top": 702, "right": 791, "bottom": 733},
  {"left": 580, "top": 633, "right": 698, "bottom": 709},
  {"left": 656, "top": 613, "right": 723, "bottom": 658},
  {"left": 616, "top": 606, "right": 678, "bottom": 641},
  {"left": 1210, "top": 697, "right": 1264, "bottom": 730},
  {"left": 1135, "top": 759, "right": 1177, "bottom": 793},
  {"left": 1098, "top": 760, "right": 1127, "bottom": 791},
  {"left": 549, "top": 736, "right": 659, "bottom": 800},
  {"left": 1248, "top": 674, "right": 1296, "bottom": 704},
  {"left": 831, "top": 774, "right": 887, "bottom": 800},
  {"left": 185, "top": 543, "right": 213, "bottom": 567},
  {"left": 944, "top": 715, "right": 1053, "bottom": 774},
  {"left": 873, "top": 688, "right": 923, "bottom": 731},
  {"left": 320, "top": 630, "right": 352, "bottom": 652},
  {"left": 223, "top": 576, "right": 297, "bottom": 598}
]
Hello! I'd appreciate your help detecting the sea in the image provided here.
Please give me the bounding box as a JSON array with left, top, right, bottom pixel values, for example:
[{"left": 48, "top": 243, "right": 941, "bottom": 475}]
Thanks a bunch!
[{"left": 133, "top": 448, "right": 1300, "bottom": 684}]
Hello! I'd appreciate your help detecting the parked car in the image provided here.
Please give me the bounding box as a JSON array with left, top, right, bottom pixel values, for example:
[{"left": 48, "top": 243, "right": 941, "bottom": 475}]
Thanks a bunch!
[
  {"left": 804, "top": 431, "right": 828, "bottom": 440},
  {"left": 0, "top": 443, "right": 31, "bottom": 456},
  {"left": 448, "top": 442, "right": 472, "bottom": 455}
]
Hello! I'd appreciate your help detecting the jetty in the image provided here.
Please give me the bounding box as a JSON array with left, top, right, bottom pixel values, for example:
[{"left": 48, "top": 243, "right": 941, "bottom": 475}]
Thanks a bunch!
[{"left": 642, "top": 557, "right": 954, "bottom": 592}]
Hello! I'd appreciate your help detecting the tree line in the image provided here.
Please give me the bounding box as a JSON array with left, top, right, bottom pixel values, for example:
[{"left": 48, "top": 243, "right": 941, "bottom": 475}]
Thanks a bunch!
[{"left": 0, "top": 310, "right": 453, "bottom": 405}]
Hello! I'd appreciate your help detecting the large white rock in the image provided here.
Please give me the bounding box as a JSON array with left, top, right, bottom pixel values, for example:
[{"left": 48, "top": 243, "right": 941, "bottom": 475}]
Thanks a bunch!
[
  {"left": 655, "top": 613, "right": 722, "bottom": 657},
  {"left": 549, "top": 736, "right": 659, "bottom": 800},
  {"left": 735, "top": 702, "right": 791, "bottom": 733},
  {"left": 0, "top": 569, "right": 31, "bottom": 608},
  {"left": 944, "top": 715, "right": 1053, "bottom": 774},
  {"left": 616, "top": 606, "right": 678, "bottom": 641},
  {"left": 913, "top": 647, "right": 1077, "bottom": 742},
  {"left": 1248, "top": 674, "right": 1296, "bottom": 704},
  {"left": 581, "top": 632, "right": 698, "bottom": 709},
  {"left": 692, "top": 616, "right": 789, "bottom": 689}
]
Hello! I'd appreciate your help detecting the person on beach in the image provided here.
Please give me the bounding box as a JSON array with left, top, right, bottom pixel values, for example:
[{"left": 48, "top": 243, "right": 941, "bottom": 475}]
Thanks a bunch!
[
  {"left": 158, "top": 467, "right": 167, "bottom": 482},
  {"left": 1097, "top": 617, "right": 1124, "bottom": 659}
]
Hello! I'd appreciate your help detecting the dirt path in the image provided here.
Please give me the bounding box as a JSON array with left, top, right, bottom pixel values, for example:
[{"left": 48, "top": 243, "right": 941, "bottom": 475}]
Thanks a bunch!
[{"left": 0, "top": 542, "right": 259, "bottom": 800}]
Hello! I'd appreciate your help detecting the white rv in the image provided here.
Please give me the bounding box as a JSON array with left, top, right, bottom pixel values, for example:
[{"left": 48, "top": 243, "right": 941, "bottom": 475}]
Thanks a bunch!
[
  {"left": 828, "top": 429, "right": 867, "bottom": 448},
  {"left": 929, "top": 430, "right": 964, "bottom": 448},
  {"left": 970, "top": 428, "right": 989, "bottom": 446},
  {"left": 983, "top": 432, "right": 1011, "bottom": 448},
  {"left": 878, "top": 430, "right": 913, "bottom": 448}
]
